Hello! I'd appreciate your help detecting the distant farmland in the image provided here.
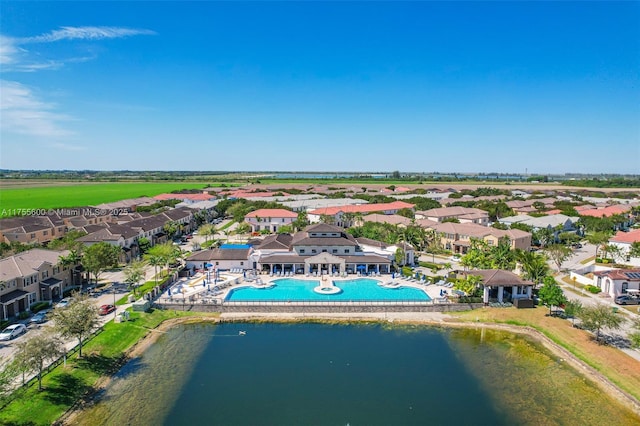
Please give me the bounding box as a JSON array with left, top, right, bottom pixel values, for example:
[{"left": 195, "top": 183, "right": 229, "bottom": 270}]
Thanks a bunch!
[{"left": 0, "top": 182, "right": 223, "bottom": 216}]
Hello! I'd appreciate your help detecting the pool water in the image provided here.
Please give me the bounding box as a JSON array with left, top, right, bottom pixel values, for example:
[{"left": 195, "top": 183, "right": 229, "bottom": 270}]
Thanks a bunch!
[{"left": 226, "top": 278, "right": 431, "bottom": 302}]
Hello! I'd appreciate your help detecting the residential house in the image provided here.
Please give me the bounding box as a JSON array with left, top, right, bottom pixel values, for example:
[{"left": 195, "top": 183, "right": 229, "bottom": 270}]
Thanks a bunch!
[
  {"left": 245, "top": 209, "right": 298, "bottom": 233},
  {"left": 415, "top": 207, "right": 490, "bottom": 226},
  {"left": 356, "top": 237, "right": 416, "bottom": 266},
  {"left": 185, "top": 245, "right": 254, "bottom": 272},
  {"left": 609, "top": 229, "right": 640, "bottom": 266},
  {"left": 360, "top": 213, "right": 413, "bottom": 227},
  {"left": 592, "top": 269, "right": 640, "bottom": 298},
  {"left": 423, "top": 222, "right": 531, "bottom": 254},
  {"left": 308, "top": 201, "right": 415, "bottom": 227},
  {"left": 0, "top": 248, "right": 75, "bottom": 320}
]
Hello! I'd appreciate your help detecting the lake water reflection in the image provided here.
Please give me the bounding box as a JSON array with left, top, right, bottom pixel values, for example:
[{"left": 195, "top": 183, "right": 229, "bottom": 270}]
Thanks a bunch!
[{"left": 71, "top": 322, "right": 639, "bottom": 426}]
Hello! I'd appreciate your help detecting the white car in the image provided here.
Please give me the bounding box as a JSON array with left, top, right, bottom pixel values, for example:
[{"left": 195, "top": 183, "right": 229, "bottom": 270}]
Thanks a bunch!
[
  {"left": 0, "top": 324, "right": 27, "bottom": 341},
  {"left": 449, "top": 255, "right": 461, "bottom": 262},
  {"left": 55, "top": 298, "right": 72, "bottom": 309}
]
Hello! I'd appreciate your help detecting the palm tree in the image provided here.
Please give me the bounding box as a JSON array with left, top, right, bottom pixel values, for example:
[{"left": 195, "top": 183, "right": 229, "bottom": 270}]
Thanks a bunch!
[
  {"left": 198, "top": 224, "right": 216, "bottom": 243},
  {"left": 58, "top": 249, "right": 82, "bottom": 287},
  {"left": 586, "top": 231, "right": 612, "bottom": 259},
  {"left": 144, "top": 254, "right": 164, "bottom": 285},
  {"left": 517, "top": 250, "right": 550, "bottom": 289}
]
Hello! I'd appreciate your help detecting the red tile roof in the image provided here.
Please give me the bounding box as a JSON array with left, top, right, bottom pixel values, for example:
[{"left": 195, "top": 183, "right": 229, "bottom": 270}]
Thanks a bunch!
[
  {"left": 309, "top": 201, "right": 414, "bottom": 216},
  {"left": 154, "top": 193, "right": 215, "bottom": 201},
  {"left": 610, "top": 229, "right": 640, "bottom": 244},
  {"left": 579, "top": 205, "right": 631, "bottom": 218}
]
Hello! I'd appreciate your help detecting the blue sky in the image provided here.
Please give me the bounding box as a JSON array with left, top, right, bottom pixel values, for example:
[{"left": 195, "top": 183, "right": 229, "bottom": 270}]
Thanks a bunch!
[{"left": 1, "top": 1, "right": 638, "bottom": 174}]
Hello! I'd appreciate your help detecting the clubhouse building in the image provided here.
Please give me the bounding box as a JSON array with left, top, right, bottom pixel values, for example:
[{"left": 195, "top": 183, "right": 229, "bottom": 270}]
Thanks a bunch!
[{"left": 250, "top": 224, "right": 394, "bottom": 275}]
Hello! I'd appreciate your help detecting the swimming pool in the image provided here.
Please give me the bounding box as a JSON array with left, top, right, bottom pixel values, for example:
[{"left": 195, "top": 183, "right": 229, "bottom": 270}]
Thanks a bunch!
[{"left": 225, "top": 278, "right": 431, "bottom": 302}]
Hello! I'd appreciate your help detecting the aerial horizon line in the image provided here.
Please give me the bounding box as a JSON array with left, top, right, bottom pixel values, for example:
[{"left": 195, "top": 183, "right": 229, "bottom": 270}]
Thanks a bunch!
[{"left": 1, "top": 169, "right": 639, "bottom": 178}]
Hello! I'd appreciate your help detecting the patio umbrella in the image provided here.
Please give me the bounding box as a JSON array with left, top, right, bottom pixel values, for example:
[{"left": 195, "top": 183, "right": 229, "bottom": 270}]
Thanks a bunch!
[
  {"left": 357, "top": 265, "right": 366, "bottom": 271},
  {"left": 168, "top": 288, "right": 172, "bottom": 296},
  {"left": 392, "top": 272, "right": 395, "bottom": 279}
]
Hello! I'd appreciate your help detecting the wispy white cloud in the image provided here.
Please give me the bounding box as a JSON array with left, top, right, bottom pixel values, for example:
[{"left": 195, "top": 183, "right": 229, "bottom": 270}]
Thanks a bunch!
[
  {"left": 0, "top": 80, "right": 74, "bottom": 137},
  {"left": 0, "top": 35, "right": 21, "bottom": 65},
  {"left": 22, "top": 26, "right": 157, "bottom": 44},
  {"left": 0, "top": 26, "right": 155, "bottom": 69}
]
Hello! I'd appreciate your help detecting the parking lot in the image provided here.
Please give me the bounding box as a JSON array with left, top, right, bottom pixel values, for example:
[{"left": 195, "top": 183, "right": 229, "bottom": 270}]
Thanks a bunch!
[{"left": 0, "top": 283, "right": 131, "bottom": 362}]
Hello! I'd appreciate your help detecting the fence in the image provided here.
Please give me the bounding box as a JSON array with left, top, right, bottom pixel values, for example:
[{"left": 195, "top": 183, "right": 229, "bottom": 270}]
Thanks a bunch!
[
  {"left": 155, "top": 300, "right": 483, "bottom": 314},
  {"left": 15, "top": 326, "right": 105, "bottom": 392}
]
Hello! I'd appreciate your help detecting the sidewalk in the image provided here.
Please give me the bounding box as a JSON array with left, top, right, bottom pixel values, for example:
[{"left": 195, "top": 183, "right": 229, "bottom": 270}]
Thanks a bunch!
[{"left": 557, "top": 274, "right": 640, "bottom": 362}]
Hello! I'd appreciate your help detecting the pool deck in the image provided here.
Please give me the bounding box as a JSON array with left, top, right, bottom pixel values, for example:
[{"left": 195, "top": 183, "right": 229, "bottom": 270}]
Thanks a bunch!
[{"left": 161, "top": 273, "right": 454, "bottom": 305}]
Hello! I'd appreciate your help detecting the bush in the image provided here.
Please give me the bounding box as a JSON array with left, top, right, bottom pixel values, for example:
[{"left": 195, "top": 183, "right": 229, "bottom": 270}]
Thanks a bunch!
[
  {"left": 458, "top": 296, "right": 483, "bottom": 303},
  {"left": 401, "top": 266, "right": 413, "bottom": 277},
  {"left": 17, "top": 311, "right": 30, "bottom": 320},
  {"left": 419, "top": 261, "right": 441, "bottom": 270},
  {"left": 585, "top": 285, "right": 601, "bottom": 294},
  {"left": 29, "top": 301, "right": 51, "bottom": 313}
]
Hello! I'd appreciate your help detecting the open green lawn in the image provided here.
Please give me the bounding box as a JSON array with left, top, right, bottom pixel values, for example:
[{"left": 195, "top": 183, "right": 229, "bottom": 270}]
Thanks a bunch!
[
  {"left": 0, "top": 308, "right": 211, "bottom": 426},
  {"left": 0, "top": 182, "right": 225, "bottom": 215}
]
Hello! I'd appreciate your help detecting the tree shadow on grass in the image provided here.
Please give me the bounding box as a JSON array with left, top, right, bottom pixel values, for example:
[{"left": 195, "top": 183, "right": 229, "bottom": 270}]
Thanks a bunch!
[
  {"left": 77, "top": 353, "right": 145, "bottom": 380},
  {"left": 75, "top": 354, "right": 121, "bottom": 376},
  {"left": 42, "top": 373, "right": 91, "bottom": 406}
]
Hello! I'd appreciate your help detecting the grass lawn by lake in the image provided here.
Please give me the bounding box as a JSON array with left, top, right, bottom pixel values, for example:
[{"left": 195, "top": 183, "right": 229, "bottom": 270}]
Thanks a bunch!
[
  {"left": 449, "top": 307, "right": 640, "bottom": 403},
  {"left": 0, "top": 309, "right": 213, "bottom": 426},
  {"left": 0, "top": 182, "right": 229, "bottom": 214}
]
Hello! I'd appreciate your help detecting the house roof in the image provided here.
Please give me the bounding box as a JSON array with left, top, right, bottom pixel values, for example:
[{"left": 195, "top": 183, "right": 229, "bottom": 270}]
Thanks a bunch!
[
  {"left": 464, "top": 269, "right": 533, "bottom": 287},
  {"left": 579, "top": 205, "right": 632, "bottom": 218},
  {"left": 361, "top": 213, "right": 412, "bottom": 226},
  {"left": 186, "top": 248, "right": 251, "bottom": 262},
  {"left": 304, "top": 223, "right": 344, "bottom": 234},
  {"left": 245, "top": 209, "right": 297, "bottom": 219},
  {"left": 0, "top": 248, "right": 70, "bottom": 282},
  {"left": 309, "top": 201, "right": 414, "bottom": 216},
  {"left": 256, "top": 234, "right": 293, "bottom": 250},
  {"left": 418, "top": 206, "right": 488, "bottom": 218},
  {"left": 154, "top": 193, "right": 216, "bottom": 202},
  {"left": 293, "top": 237, "right": 359, "bottom": 247},
  {"left": 610, "top": 229, "right": 640, "bottom": 244},
  {"left": 594, "top": 269, "right": 640, "bottom": 282}
]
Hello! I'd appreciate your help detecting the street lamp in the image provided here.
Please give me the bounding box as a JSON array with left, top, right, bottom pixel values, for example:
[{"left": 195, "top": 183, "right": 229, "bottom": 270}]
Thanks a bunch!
[{"left": 113, "top": 286, "right": 117, "bottom": 319}]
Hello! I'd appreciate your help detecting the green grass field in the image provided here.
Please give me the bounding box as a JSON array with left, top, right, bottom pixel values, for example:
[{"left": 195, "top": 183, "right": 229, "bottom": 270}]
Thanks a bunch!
[{"left": 0, "top": 182, "right": 230, "bottom": 216}]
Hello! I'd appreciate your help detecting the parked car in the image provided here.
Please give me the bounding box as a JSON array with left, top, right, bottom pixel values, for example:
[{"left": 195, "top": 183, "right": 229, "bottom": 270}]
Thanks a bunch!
[
  {"left": 615, "top": 295, "right": 640, "bottom": 305},
  {"left": 55, "top": 298, "right": 72, "bottom": 309},
  {"left": 0, "top": 324, "right": 27, "bottom": 341},
  {"left": 29, "top": 311, "right": 49, "bottom": 324},
  {"left": 449, "top": 255, "right": 461, "bottom": 262},
  {"left": 98, "top": 304, "right": 116, "bottom": 315}
]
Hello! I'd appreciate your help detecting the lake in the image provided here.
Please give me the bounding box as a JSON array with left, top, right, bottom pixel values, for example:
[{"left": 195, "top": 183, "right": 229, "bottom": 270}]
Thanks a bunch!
[{"left": 70, "top": 322, "right": 639, "bottom": 425}]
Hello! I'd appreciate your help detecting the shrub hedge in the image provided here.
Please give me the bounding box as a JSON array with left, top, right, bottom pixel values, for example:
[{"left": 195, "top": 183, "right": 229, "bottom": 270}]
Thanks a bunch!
[{"left": 585, "top": 285, "right": 601, "bottom": 294}]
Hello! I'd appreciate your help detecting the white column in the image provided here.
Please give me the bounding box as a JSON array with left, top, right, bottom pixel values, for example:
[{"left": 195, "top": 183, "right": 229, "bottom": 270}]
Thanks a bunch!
[
  {"left": 512, "top": 285, "right": 517, "bottom": 298},
  {"left": 527, "top": 286, "right": 532, "bottom": 298},
  {"left": 483, "top": 286, "right": 489, "bottom": 304},
  {"left": 498, "top": 286, "right": 504, "bottom": 303}
]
